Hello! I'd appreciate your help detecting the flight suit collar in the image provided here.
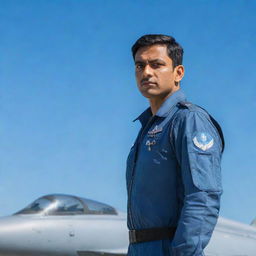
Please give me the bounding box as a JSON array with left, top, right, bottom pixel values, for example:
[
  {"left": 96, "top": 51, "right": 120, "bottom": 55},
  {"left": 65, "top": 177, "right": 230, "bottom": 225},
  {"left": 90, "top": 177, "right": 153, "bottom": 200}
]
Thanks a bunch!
[{"left": 134, "top": 89, "right": 186, "bottom": 126}]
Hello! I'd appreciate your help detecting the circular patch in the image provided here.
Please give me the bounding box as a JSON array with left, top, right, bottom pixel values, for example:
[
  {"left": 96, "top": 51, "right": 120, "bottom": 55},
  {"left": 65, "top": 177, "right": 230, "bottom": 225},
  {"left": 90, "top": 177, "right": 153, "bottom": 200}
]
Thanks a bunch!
[{"left": 193, "top": 132, "right": 214, "bottom": 151}]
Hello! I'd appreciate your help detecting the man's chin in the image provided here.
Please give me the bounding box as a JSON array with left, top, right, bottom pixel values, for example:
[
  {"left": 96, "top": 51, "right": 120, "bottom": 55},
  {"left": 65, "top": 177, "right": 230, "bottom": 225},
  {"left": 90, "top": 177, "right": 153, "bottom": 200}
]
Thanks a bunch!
[
  {"left": 140, "top": 88, "right": 179, "bottom": 100},
  {"left": 140, "top": 90, "right": 168, "bottom": 99},
  {"left": 140, "top": 89, "right": 159, "bottom": 98}
]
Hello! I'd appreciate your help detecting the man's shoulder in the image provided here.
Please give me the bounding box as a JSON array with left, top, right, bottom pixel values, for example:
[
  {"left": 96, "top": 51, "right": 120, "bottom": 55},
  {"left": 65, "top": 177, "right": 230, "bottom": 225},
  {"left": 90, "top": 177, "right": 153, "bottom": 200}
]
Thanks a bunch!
[
  {"left": 174, "top": 101, "right": 225, "bottom": 152},
  {"left": 174, "top": 101, "right": 211, "bottom": 121},
  {"left": 177, "top": 101, "right": 209, "bottom": 114},
  {"left": 172, "top": 101, "right": 216, "bottom": 132}
]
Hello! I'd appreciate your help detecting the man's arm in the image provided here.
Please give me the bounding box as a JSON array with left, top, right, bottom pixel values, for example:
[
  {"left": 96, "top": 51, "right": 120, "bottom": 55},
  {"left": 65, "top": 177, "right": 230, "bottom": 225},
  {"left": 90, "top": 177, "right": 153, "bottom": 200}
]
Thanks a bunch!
[{"left": 171, "top": 109, "right": 223, "bottom": 256}]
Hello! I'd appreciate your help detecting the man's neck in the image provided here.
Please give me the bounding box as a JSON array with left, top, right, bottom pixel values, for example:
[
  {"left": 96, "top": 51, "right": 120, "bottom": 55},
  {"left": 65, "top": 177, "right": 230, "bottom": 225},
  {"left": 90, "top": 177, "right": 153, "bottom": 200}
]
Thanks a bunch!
[{"left": 149, "top": 89, "right": 179, "bottom": 115}]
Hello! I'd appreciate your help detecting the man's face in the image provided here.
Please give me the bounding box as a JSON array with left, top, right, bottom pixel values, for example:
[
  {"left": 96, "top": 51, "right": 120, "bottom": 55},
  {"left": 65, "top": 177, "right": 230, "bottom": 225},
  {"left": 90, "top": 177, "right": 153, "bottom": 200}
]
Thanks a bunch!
[{"left": 134, "top": 44, "right": 184, "bottom": 100}]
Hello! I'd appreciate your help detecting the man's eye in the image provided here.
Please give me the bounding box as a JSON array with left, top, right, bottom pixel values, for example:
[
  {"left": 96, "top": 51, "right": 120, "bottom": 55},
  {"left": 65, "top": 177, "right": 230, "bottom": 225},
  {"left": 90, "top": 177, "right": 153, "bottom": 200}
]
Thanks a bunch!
[
  {"left": 136, "top": 64, "right": 144, "bottom": 70},
  {"left": 151, "top": 63, "right": 162, "bottom": 68}
]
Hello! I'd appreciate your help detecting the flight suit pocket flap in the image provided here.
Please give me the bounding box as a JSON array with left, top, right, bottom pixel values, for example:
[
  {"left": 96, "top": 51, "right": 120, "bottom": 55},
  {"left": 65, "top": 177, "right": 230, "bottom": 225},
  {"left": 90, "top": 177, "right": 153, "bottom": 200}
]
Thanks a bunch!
[{"left": 189, "top": 152, "right": 222, "bottom": 192}]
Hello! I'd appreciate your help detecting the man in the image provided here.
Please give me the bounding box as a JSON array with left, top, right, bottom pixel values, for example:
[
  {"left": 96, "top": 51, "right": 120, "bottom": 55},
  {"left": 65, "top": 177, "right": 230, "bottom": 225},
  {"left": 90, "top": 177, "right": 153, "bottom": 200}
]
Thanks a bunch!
[{"left": 126, "top": 34, "right": 224, "bottom": 256}]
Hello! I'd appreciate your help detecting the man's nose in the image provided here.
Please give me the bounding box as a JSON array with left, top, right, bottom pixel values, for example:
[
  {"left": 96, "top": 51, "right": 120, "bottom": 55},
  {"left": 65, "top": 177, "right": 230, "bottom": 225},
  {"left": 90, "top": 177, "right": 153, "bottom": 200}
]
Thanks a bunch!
[{"left": 143, "top": 64, "right": 153, "bottom": 77}]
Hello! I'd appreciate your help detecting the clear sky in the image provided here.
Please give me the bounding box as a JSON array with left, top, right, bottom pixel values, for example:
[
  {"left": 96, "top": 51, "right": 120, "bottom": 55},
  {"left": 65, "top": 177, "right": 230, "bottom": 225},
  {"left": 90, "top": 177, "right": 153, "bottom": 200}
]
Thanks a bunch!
[{"left": 1, "top": 0, "right": 256, "bottom": 225}]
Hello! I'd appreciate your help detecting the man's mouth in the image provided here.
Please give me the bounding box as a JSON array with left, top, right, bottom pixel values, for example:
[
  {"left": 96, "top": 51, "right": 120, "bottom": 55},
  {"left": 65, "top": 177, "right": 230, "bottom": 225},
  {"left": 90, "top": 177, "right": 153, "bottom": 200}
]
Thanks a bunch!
[{"left": 141, "top": 81, "right": 157, "bottom": 87}]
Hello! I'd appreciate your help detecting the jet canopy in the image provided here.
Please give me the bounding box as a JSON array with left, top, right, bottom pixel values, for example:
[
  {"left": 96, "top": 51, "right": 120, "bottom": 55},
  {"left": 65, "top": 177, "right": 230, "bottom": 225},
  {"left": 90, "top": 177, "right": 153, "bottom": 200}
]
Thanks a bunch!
[{"left": 15, "top": 194, "right": 117, "bottom": 216}]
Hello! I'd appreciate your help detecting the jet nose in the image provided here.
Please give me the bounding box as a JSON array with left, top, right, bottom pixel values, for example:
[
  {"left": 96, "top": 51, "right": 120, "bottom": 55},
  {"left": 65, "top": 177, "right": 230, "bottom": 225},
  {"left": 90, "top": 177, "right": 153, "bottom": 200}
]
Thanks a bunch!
[
  {"left": 0, "top": 215, "right": 37, "bottom": 255},
  {"left": 0, "top": 215, "right": 74, "bottom": 256}
]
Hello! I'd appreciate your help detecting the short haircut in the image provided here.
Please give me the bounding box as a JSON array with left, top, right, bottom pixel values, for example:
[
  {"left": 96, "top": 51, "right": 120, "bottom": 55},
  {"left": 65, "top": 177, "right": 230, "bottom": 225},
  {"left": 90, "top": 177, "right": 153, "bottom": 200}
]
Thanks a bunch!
[{"left": 131, "top": 34, "right": 183, "bottom": 68}]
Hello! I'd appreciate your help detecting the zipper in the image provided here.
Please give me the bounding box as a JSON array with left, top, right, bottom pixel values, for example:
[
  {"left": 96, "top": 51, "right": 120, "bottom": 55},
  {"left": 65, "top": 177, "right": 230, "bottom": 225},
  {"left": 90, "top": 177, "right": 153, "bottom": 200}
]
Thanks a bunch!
[{"left": 128, "top": 116, "right": 156, "bottom": 229}]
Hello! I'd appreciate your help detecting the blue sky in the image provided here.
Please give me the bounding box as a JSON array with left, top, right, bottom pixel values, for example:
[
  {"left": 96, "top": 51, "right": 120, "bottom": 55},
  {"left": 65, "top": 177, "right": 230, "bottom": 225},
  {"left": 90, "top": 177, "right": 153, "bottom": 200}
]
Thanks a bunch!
[{"left": 1, "top": 0, "right": 256, "bottom": 224}]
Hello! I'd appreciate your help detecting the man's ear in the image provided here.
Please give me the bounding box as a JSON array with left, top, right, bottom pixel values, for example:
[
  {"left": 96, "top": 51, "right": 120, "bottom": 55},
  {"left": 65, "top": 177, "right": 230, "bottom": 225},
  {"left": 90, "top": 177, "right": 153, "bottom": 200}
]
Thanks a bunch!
[{"left": 174, "top": 65, "right": 185, "bottom": 83}]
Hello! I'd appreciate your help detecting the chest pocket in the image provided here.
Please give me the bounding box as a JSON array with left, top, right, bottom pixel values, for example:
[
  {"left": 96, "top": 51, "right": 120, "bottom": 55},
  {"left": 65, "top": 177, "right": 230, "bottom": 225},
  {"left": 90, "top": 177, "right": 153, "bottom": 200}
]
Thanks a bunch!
[
  {"left": 144, "top": 105, "right": 179, "bottom": 155},
  {"left": 143, "top": 125, "right": 175, "bottom": 165}
]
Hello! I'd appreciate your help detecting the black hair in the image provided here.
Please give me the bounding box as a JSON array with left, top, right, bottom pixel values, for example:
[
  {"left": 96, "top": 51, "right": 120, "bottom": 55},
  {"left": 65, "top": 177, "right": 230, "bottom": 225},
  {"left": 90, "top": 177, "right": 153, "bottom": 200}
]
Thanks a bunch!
[{"left": 131, "top": 34, "right": 183, "bottom": 68}]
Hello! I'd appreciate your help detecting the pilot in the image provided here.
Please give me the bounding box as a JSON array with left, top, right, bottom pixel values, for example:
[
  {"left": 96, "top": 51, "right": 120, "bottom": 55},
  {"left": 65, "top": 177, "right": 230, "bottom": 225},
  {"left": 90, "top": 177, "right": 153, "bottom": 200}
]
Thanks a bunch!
[{"left": 126, "top": 34, "right": 224, "bottom": 255}]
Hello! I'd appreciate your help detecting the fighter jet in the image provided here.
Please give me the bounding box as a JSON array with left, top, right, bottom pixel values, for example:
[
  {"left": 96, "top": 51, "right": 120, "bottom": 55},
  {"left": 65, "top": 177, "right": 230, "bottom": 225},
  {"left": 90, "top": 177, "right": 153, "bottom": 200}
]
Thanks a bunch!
[
  {"left": 0, "top": 194, "right": 128, "bottom": 256},
  {"left": 0, "top": 193, "right": 255, "bottom": 256}
]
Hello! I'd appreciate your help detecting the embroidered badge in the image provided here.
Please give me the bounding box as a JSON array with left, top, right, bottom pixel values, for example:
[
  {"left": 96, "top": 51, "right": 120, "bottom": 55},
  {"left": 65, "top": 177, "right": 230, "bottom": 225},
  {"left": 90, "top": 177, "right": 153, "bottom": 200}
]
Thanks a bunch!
[
  {"left": 193, "top": 132, "right": 214, "bottom": 151},
  {"left": 148, "top": 125, "right": 163, "bottom": 137}
]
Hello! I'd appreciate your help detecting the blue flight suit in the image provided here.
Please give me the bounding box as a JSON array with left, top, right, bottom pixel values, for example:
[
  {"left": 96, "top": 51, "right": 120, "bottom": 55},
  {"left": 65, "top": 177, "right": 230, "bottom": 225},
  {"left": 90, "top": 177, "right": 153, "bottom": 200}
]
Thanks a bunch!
[{"left": 126, "top": 89, "right": 223, "bottom": 256}]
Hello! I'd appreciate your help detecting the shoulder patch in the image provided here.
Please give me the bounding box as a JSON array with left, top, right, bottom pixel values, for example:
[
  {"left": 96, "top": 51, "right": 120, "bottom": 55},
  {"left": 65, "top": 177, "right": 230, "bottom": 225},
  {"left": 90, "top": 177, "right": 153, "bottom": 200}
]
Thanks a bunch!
[{"left": 193, "top": 132, "right": 214, "bottom": 151}]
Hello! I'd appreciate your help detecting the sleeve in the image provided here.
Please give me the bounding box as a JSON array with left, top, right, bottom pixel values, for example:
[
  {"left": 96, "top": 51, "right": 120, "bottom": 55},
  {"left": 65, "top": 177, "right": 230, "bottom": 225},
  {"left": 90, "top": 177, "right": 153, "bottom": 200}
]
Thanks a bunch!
[{"left": 170, "top": 109, "right": 223, "bottom": 256}]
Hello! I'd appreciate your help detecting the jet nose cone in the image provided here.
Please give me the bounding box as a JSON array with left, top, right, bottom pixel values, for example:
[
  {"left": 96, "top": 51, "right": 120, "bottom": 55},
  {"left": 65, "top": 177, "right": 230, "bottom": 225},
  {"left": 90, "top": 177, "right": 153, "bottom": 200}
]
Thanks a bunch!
[{"left": 0, "top": 215, "right": 36, "bottom": 254}]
